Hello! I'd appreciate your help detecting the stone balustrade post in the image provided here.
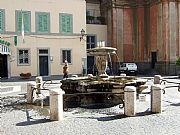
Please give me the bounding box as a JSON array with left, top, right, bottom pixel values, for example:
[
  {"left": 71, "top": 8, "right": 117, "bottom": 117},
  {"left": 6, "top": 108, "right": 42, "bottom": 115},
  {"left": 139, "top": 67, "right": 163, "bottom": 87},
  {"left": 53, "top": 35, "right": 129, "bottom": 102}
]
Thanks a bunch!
[
  {"left": 151, "top": 84, "right": 162, "bottom": 113},
  {"left": 50, "top": 88, "right": 65, "bottom": 121},
  {"left": 27, "top": 83, "right": 35, "bottom": 104},
  {"left": 124, "top": 86, "right": 136, "bottom": 116},
  {"left": 154, "top": 75, "right": 162, "bottom": 84}
]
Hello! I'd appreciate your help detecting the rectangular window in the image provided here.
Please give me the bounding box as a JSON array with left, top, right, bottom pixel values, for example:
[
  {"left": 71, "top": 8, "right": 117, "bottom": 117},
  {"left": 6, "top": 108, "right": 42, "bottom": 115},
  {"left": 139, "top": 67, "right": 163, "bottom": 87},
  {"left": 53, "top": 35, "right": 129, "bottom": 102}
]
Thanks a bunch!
[
  {"left": 59, "top": 13, "right": 73, "bottom": 34},
  {"left": 36, "top": 12, "right": 50, "bottom": 33},
  {"left": 87, "top": 36, "right": 96, "bottom": 49},
  {"left": 0, "top": 9, "right": 5, "bottom": 33},
  {"left": 16, "top": 10, "right": 31, "bottom": 33},
  {"left": 61, "top": 50, "right": 71, "bottom": 64},
  {"left": 86, "top": 9, "right": 94, "bottom": 16},
  {"left": 39, "top": 49, "right": 48, "bottom": 54},
  {"left": 18, "top": 49, "right": 30, "bottom": 65}
]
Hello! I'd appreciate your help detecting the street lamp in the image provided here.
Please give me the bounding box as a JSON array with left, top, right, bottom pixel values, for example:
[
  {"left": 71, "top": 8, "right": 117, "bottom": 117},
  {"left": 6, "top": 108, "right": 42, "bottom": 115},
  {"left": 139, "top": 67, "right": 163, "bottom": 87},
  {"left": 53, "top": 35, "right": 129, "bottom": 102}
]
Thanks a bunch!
[{"left": 80, "top": 29, "right": 86, "bottom": 41}]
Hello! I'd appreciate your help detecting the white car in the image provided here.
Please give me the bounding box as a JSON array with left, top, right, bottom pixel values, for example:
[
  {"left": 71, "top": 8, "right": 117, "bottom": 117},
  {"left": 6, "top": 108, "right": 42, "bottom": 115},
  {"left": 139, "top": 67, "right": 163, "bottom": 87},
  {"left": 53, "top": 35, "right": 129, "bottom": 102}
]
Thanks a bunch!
[{"left": 119, "top": 63, "right": 137, "bottom": 75}]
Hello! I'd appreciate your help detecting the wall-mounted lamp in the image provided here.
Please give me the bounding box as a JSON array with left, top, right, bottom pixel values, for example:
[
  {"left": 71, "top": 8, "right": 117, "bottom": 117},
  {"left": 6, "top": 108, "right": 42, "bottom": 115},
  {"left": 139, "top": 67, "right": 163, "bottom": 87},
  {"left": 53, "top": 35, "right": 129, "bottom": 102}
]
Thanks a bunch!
[
  {"left": 50, "top": 56, "right": 53, "bottom": 61},
  {"left": 80, "top": 29, "right": 87, "bottom": 41}
]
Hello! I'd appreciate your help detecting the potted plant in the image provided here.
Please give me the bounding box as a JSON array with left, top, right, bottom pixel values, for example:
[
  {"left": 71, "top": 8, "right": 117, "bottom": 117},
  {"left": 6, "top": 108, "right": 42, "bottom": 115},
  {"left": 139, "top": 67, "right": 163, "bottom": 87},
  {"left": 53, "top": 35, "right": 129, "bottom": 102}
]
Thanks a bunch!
[{"left": 20, "top": 72, "right": 31, "bottom": 79}]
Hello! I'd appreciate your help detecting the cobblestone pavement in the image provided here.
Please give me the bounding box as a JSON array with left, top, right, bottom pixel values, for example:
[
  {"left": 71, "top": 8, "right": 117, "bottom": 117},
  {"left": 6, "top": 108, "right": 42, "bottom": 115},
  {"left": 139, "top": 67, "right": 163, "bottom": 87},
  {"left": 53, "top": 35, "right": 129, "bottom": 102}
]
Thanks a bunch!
[{"left": 1, "top": 77, "right": 180, "bottom": 135}]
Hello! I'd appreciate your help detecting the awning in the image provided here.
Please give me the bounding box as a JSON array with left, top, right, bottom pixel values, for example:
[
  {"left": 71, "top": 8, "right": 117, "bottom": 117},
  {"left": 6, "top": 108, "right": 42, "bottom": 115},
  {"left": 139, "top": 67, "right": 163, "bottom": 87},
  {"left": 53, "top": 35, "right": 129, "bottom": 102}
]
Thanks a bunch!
[
  {"left": 0, "top": 44, "right": 11, "bottom": 55},
  {"left": 0, "top": 39, "right": 11, "bottom": 55}
]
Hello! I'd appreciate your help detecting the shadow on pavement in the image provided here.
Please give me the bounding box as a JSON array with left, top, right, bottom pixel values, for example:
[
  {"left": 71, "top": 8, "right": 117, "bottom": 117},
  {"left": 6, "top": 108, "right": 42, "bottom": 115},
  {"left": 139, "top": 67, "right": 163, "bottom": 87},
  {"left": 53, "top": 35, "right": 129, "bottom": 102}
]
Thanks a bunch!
[
  {"left": 97, "top": 111, "right": 152, "bottom": 121},
  {"left": 170, "top": 102, "right": 180, "bottom": 107},
  {"left": 97, "top": 114, "right": 126, "bottom": 121},
  {"left": 16, "top": 118, "right": 52, "bottom": 126},
  {"left": 74, "top": 109, "right": 152, "bottom": 122},
  {"left": 136, "top": 111, "right": 152, "bottom": 116}
]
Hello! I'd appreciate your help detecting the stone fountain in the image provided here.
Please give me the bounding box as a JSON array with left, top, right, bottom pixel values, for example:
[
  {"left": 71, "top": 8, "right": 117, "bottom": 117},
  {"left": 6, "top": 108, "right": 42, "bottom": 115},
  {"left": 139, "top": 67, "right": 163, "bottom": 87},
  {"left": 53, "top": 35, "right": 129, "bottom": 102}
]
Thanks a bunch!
[{"left": 61, "top": 46, "right": 147, "bottom": 108}]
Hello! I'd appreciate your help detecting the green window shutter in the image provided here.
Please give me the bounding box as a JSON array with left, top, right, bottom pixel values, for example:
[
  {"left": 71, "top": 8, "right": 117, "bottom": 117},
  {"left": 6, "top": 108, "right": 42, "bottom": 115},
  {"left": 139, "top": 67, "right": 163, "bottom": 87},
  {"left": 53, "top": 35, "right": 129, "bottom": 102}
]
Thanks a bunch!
[
  {"left": 62, "top": 16, "right": 67, "bottom": 32},
  {"left": 17, "top": 12, "right": 22, "bottom": 32},
  {"left": 0, "top": 9, "right": 5, "bottom": 32},
  {"left": 60, "top": 14, "right": 73, "bottom": 34},
  {"left": 23, "top": 12, "right": 30, "bottom": 32},
  {"left": 38, "top": 15, "right": 43, "bottom": 32},
  {"left": 16, "top": 11, "right": 31, "bottom": 33},
  {"left": 0, "top": 10, "right": 3, "bottom": 31},
  {"left": 36, "top": 12, "right": 50, "bottom": 33},
  {"left": 66, "top": 16, "right": 71, "bottom": 33},
  {"left": 43, "top": 15, "right": 48, "bottom": 32}
]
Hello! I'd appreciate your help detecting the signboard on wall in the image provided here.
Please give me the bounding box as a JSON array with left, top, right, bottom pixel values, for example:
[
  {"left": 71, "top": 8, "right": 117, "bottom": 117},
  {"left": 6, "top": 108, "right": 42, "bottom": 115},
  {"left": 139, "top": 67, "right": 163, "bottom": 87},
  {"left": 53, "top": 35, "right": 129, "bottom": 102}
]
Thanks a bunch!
[{"left": 0, "top": 39, "right": 11, "bottom": 46}]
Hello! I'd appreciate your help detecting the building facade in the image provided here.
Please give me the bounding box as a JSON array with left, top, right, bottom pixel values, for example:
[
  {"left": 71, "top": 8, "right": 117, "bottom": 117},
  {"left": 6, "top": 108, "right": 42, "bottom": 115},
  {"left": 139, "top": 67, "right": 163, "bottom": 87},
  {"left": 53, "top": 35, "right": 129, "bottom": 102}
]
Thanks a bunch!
[
  {"left": 86, "top": 0, "right": 107, "bottom": 75},
  {"left": 0, "top": 0, "right": 87, "bottom": 78},
  {"left": 99, "top": 0, "right": 180, "bottom": 75},
  {"left": 1, "top": 0, "right": 179, "bottom": 78}
]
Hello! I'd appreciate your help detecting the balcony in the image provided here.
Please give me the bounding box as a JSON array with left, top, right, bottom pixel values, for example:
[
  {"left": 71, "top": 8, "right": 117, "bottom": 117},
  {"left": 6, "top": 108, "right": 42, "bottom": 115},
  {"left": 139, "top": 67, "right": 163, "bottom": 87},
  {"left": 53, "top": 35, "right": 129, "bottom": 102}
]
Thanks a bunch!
[{"left": 86, "top": 16, "right": 106, "bottom": 25}]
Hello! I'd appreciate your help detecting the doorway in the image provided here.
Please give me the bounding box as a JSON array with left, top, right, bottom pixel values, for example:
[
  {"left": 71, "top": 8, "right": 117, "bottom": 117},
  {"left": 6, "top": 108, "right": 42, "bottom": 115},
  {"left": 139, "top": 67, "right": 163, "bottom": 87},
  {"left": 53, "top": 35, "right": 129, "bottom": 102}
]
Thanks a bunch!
[
  {"left": 0, "top": 54, "right": 8, "bottom": 78},
  {"left": 87, "top": 36, "right": 96, "bottom": 75},
  {"left": 151, "top": 52, "right": 157, "bottom": 69},
  {"left": 38, "top": 49, "right": 49, "bottom": 76}
]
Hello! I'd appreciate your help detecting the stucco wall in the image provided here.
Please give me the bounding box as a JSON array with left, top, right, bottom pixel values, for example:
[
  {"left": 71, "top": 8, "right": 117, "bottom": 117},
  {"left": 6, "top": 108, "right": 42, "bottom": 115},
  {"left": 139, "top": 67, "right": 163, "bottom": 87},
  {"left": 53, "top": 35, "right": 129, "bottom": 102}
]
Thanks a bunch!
[
  {"left": 1, "top": 0, "right": 86, "bottom": 33},
  {"left": 86, "top": 24, "right": 107, "bottom": 44},
  {"left": 86, "top": 3, "right": 100, "bottom": 17},
  {"left": 0, "top": 0, "right": 87, "bottom": 77}
]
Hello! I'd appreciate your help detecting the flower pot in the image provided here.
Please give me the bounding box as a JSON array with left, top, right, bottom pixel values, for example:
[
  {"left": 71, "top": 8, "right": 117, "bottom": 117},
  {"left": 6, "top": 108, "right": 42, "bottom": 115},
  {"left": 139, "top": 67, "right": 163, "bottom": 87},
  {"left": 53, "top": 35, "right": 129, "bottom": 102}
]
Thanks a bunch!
[{"left": 20, "top": 73, "right": 31, "bottom": 79}]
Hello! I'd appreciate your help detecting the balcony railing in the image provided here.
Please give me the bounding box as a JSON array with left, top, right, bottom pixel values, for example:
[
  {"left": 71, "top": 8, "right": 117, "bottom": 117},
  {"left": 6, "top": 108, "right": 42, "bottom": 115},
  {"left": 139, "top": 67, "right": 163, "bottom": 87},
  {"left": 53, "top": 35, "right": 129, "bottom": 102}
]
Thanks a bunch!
[{"left": 86, "top": 16, "right": 106, "bottom": 25}]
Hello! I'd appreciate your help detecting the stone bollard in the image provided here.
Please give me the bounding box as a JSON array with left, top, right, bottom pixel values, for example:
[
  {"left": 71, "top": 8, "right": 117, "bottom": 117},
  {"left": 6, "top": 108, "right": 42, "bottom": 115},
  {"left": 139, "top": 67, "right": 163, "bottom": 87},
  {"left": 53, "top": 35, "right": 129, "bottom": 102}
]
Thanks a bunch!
[
  {"left": 124, "top": 86, "right": 136, "bottom": 116},
  {"left": 50, "top": 88, "right": 65, "bottom": 121},
  {"left": 154, "top": 75, "right": 162, "bottom": 84},
  {"left": 27, "top": 83, "right": 35, "bottom": 104},
  {"left": 36, "top": 76, "right": 43, "bottom": 94},
  {"left": 151, "top": 84, "right": 162, "bottom": 113}
]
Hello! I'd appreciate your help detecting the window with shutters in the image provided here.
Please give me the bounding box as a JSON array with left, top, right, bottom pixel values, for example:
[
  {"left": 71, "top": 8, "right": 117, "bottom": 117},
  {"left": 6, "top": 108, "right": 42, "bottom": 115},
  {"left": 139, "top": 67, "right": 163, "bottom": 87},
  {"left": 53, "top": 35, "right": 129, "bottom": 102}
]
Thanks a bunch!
[
  {"left": 36, "top": 12, "right": 50, "bottom": 33},
  {"left": 61, "top": 49, "right": 72, "bottom": 64},
  {"left": 16, "top": 10, "right": 31, "bottom": 33},
  {"left": 59, "top": 13, "right": 73, "bottom": 34},
  {"left": 0, "top": 9, "right": 5, "bottom": 33},
  {"left": 17, "top": 49, "right": 30, "bottom": 65}
]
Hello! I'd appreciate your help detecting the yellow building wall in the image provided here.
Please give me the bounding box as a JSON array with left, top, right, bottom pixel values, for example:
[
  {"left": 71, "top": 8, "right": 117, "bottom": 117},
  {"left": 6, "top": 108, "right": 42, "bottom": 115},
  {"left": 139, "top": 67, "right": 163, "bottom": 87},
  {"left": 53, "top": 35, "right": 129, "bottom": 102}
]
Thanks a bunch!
[{"left": 0, "top": 0, "right": 87, "bottom": 77}]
